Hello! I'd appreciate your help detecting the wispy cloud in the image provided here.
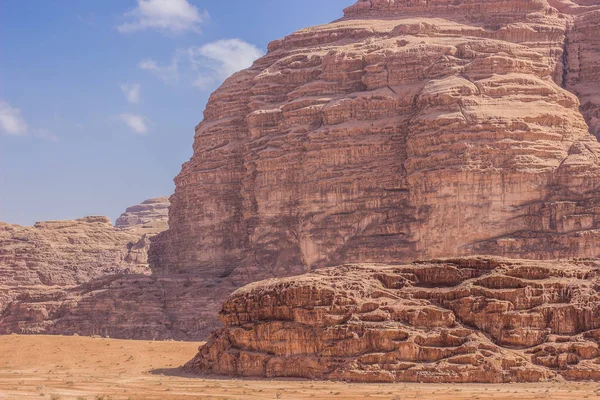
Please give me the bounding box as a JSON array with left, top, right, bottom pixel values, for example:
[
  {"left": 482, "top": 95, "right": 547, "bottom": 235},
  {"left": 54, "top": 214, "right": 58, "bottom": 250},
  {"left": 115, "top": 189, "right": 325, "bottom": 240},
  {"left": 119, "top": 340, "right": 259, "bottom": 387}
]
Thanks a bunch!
[
  {"left": 139, "top": 58, "right": 179, "bottom": 82},
  {"left": 119, "top": 113, "right": 150, "bottom": 135},
  {"left": 117, "top": 0, "right": 208, "bottom": 35},
  {"left": 188, "top": 39, "right": 264, "bottom": 88},
  {"left": 120, "top": 83, "right": 141, "bottom": 104},
  {"left": 0, "top": 100, "right": 28, "bottom": 136},
  {"left": 140, "top": 39, "right": 264, "bottom": 90},
  {"left": 0, "top": 100, "right": 58, "bottom": 141}
]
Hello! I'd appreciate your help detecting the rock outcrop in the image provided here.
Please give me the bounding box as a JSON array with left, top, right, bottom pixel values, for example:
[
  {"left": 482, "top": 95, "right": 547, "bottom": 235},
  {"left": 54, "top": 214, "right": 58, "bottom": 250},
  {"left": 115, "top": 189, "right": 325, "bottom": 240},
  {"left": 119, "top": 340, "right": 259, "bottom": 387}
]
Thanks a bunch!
[
  {"left": 3, "top": 0, "right": 600, "bottom": 348},
  {"left": 115, "top": 197, "right": 169, "bottom": 230},
  {"left": 186, "top": 257, "right": 600, "bottom": 382},
  {"left": 0, "top": 197, "right": 184, "bottom": 338},
  {"left": 0, "top": 273, "right": 228, "bottom": 340},
  {"left": 0, "top": 216, "right": 154, "bottom": 288},
  {"left": 149, "top": 0, "right": 600, "bottom": 335}
]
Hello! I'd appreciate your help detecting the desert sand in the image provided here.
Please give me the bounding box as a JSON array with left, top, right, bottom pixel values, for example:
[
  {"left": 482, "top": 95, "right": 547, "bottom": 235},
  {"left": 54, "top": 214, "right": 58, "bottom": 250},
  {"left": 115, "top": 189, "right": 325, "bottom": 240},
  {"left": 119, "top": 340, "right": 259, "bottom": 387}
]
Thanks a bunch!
[{"left": 1, "top": 335, "right": 599, "bottom": 400}]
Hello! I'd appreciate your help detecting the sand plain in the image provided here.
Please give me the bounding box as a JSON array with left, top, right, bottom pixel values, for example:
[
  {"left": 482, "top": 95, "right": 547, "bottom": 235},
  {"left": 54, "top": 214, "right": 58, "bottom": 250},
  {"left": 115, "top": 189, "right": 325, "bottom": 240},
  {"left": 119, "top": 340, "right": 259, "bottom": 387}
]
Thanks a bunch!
[{"left": 1, "top": 335, "right": 600, "bottom": 400}]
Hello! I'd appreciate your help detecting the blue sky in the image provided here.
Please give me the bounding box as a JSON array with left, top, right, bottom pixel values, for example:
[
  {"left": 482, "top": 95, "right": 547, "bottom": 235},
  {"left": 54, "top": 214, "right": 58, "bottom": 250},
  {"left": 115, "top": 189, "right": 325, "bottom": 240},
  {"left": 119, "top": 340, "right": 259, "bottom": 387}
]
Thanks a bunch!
[{"left": 0, "top": 0, "right": 354, "bottom": 225}]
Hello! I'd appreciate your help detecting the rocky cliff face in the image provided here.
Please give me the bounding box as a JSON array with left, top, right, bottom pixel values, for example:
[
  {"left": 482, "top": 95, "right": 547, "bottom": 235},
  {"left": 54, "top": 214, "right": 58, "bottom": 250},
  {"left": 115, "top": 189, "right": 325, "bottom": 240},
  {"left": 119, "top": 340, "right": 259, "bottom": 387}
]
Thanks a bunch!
[
  {"left": 186, "top": 257, "right": 600, "bottom": 382},
  {"left": 150, "top": 0, "right": 600, "bottom": 334},
  {"left": 0, "top": 273, "right": 227, "bottom": 340},
  {"left": 0, "top": 197, "right": 180, "bottom": 338},
  {"left": 0, "top": 216, "right": 154, "bottom": 288},
  {"left": 566, "top": 6, "right": 600, "bottom": 138},
  {"left": 115, "top": 197, "right": 170, "bottom": 230}
]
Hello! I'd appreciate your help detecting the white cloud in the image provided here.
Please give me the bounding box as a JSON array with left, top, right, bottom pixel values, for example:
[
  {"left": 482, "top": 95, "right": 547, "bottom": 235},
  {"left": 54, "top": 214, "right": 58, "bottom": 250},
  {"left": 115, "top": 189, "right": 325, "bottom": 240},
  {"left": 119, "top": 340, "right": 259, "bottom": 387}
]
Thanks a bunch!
[
  {"left": 189, "top": 39, "right": 264, "bottom": 83},
  {"left": 139, "top": 59, "right": 159, "bottom": 71},
  {"left": 140, "top": 39, "right": 264, "bottom": 90},
  {"left": 192, "top": 75, "right": 216, "bottom": 90},
  {"left": 120, "top": 83, "right": 141, "bottom": 104},
  {"left": 117, "top": 0, "right": 208, "bottom": 35},
  {"left": 119, "top": 113, "right": 150, "bottom": 135},
  {"left": 0, "top": 101, "right": 58, "bottom": 141},
  {"left": 139, "top": 58, "right": 179, "bottom": 82},
  {"left": 0, "top": 100, "right": 28, "bottom": 136}
]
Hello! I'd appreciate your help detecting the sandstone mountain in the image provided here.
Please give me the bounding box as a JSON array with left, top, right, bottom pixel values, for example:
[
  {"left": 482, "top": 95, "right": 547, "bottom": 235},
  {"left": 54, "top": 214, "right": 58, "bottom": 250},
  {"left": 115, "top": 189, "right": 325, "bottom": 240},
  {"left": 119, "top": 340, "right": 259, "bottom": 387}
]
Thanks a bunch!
[
  {"left": 187, "top": 257, "right": 600, "bottom": 382},
  {"left": 149, "top": 0, "right": 600, "bottom": 335},
  {"left": 152, "top": 0, "right": 600, "bottom": 276},
  {"left": 0, "top": 197, "right": 176, "bottom": 337},
  {"left": 3, "top": 0, "right": 600, "bottom": 348},
  {"left": 0, "top": 216, "right": 152, "bottom": 289},
  {"left": 115, "top": 196, "right": 170, "bottom": 229}
]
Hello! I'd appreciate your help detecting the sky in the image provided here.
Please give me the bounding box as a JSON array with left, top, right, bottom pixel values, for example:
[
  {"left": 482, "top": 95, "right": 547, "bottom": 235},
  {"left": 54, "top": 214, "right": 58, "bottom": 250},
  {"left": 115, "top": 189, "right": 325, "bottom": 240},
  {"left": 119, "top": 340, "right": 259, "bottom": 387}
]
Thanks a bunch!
[{"left": 0, "top": 0, "right": 355, "bottom": 226}]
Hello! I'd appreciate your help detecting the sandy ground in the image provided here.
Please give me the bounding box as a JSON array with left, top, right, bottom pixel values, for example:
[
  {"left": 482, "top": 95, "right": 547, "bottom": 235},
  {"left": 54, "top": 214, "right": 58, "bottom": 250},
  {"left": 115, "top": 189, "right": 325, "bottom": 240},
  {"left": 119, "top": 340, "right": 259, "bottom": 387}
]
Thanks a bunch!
[{"left": 1, "top": 335, "right": 600, "bottom": 400}]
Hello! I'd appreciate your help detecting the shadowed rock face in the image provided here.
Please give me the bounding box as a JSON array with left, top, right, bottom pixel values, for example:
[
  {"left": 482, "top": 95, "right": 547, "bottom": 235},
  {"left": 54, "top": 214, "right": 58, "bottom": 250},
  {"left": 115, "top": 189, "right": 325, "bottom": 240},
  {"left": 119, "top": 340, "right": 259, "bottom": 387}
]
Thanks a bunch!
[
  {"left": 149, "top": 0, "right": 600, "bottom": 336},
  {"left": 186, "top": 257, "right": 600, "bottom": 383},
  {"left": 567, "top": 8, "right": 600, "bottom": 139}
]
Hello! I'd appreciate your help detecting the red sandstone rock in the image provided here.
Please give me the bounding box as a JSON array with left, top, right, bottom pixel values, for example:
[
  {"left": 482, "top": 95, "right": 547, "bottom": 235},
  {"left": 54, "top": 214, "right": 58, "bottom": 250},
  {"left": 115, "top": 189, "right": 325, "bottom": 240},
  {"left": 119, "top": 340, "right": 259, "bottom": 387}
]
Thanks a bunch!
[
  {"left": 186, "top": 257, "right": 600, "bottom": 383},
  {"left": 0, "top": 216, "right": 152, "bottom": 288},
  {"left": 149, "top": 0, "right": 600, "bottom": 336},
  {"left": 115, "top": 197, "right": 170, "bottom": 229},
  {"left": 3, "top": 0, "right": 600, "bottom": 351},
  {"left": 0, "top": 198, "right": 177, "bottom": 338},
  {"left": 566, "top": 8, "right": 600, "bottom": 139}
]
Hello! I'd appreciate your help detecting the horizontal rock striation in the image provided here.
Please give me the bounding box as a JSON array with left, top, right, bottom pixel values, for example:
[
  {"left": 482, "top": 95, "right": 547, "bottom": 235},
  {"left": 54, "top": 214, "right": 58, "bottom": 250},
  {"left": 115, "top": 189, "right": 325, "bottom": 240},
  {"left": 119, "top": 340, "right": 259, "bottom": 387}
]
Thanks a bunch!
[
  {"left": 150, "top": 0, "right": 600, "bottom": 334},
  {"left": 0, "top": 274, "right": 231, "bottom": 340},
  {"left": 566, "top": 8, "right": 600, "bottom": 139},
  {"left": 115, "top": 197, "right": 169, "bottom": 230},
  {"left": 186, "top": 257, "right": 600, "bottom": 382},
  {"left": 0, "top": 197, "right": 187, "bottom": 338},
  {"left": 0, "top": 216, "right": 152, "bottom": 288}
]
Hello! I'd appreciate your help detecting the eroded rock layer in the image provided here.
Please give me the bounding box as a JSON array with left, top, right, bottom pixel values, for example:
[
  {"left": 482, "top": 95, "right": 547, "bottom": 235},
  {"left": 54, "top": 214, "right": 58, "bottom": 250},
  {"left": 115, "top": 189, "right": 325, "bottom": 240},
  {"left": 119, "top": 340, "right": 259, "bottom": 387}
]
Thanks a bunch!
[
  {"left": 115, "top": 197, "right": 170, "bottom": 229},
  {"left": 151, "top": 0, "right": 600, "bottom": 272},
  {"left": 0, "top": 197, "right": 186, "bottom": 338},
  {"left": 150, "top": 0, "right": 600, "bottom": 335},
  {"left": 0, "top": 216, "right": 154, "bottom": 288},
  {"left": 0, "top": 274, "right": 231, "bottom": 340},
  {"left": 567, "top": 8, "right": 600, "bottom": 138},
  {"left": 186, "top": 257, "right": 600, "bottom": 382}
]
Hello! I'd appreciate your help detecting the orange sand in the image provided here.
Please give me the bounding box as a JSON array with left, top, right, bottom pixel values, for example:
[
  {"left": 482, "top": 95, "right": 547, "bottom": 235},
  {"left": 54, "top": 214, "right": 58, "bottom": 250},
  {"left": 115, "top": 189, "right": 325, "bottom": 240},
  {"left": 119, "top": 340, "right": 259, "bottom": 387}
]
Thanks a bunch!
[{"left": 1, "top": 335, "right": 599, "bottom": 399}]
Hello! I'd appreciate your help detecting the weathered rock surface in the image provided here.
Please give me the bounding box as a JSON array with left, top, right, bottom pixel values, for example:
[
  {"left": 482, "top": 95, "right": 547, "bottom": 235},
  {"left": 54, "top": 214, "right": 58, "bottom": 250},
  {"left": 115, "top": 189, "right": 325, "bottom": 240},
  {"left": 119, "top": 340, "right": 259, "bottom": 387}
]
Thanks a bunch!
[
  {"left": 0, "top": 216, "right": 153, "bottom": 288},
  {"left": 149, "top": 0, "right": 600, "bottom": 336},
  {"left": 0, "top": 197, "right": 187, "bottom": 338},
  {"left": 115, "top": 197, "right": 169, "bottom": 230},
  {"left": 186, "top": 257, "right": 600, "bottom": 382},
  {"left": 567, "top": 7, "right": 600, "bottom": 139},
  {"left": 4, "top": 0, "right": 600, "bottom": 350},
  {"left": 0, "top": 274, "right": 229, "bottom": 340}
]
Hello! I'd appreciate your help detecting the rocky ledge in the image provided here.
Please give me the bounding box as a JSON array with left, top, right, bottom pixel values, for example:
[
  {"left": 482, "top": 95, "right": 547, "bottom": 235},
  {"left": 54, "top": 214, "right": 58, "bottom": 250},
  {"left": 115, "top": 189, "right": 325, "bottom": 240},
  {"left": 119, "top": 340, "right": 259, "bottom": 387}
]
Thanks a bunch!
[{"left": 186, "top": 257, "right": 600, "bottom": 382}]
